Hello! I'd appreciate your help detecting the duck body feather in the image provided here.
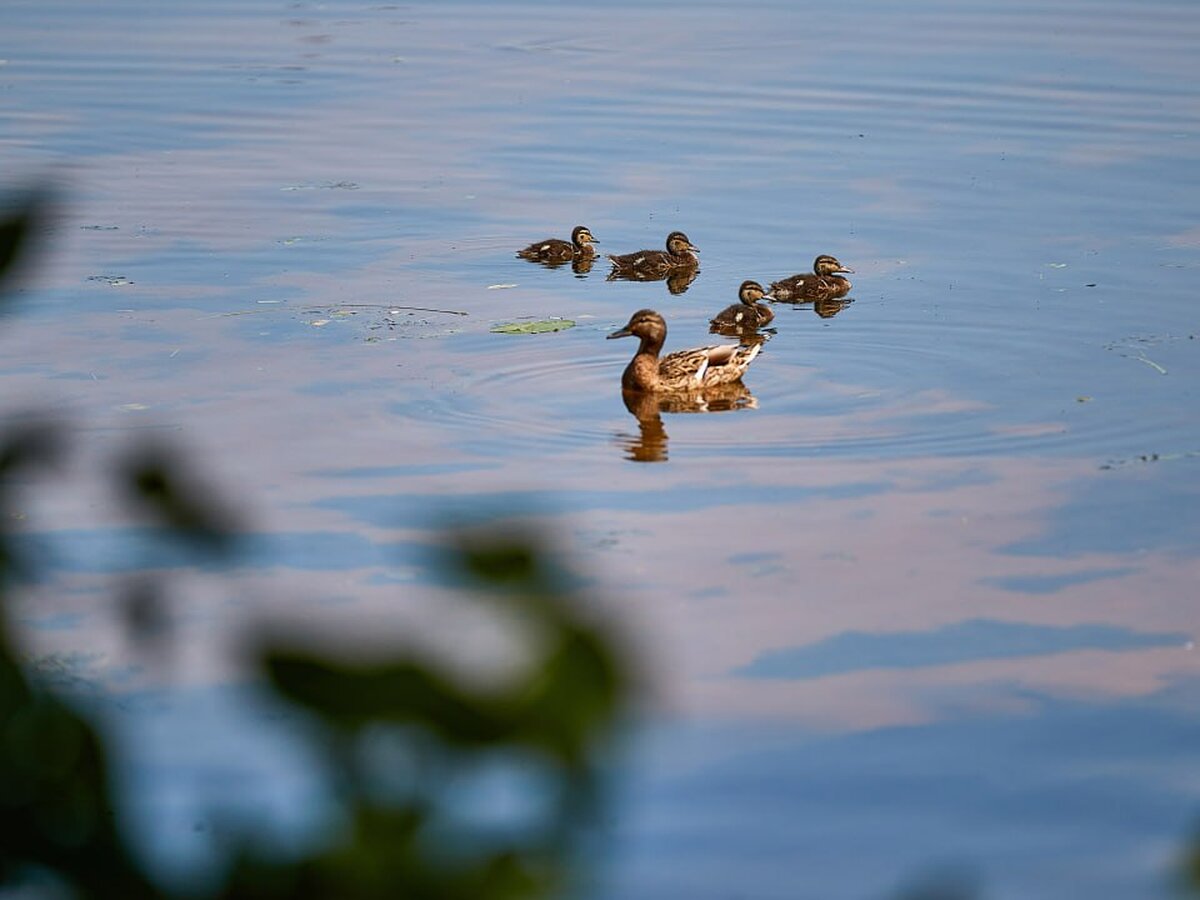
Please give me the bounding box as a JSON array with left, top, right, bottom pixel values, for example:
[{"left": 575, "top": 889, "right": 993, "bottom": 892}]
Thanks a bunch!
[
  {"left": 518, "top": 237, "right": 579, "bottom": 262},
  {"left": 710, "top": 302, "right": 774, "bottom": 329},
  {"left": 768, "top": 273, "right": 851, "bottom": 302}
]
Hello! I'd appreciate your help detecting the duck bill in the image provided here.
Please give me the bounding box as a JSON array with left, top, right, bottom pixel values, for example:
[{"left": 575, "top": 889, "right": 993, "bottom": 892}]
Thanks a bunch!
[
  {"left": 687, "top": 243, "right": 700, "bottom": 253},
  {"left": 836, "top": 265, "right": 854, "bottom": 274},
  {"left": 607, "top": 326, "right": 633, "bottom": 339}
]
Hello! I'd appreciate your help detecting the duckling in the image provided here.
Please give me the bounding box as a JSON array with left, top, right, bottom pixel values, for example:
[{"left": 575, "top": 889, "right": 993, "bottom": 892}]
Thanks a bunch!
[
  {"left": 709, "top": 280, "right": 775, "bottom": 331},
  {"left": 608, "top": 309, "right": 760, "bottom": 393},
  {"left": 607, "top": 231, "right": 699, "bottom": 280},
  {"left": 769, "top": 255, "right": 853, "bottom": 302},
  {"left": 517, "top": 225, "right": 597, "bottom": 265}
]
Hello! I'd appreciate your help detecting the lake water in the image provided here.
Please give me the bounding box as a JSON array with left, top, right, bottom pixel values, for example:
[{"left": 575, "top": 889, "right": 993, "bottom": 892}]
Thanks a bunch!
[{"left": 3, "top": 0, "right": 1200, "bottom": 897}]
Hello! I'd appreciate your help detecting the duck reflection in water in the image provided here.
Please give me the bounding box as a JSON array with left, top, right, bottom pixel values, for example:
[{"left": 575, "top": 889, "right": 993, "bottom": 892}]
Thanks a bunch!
[
  {"left": 664, "top": 266, "right": 699, "bottom": 294},
  {"left": 516, "top": 225, "right": 598, "bottom": 272},
  {"left": 608, "top": 308, "right": 760, "bottom": 462},
  {"left": 607, "top": 231, "right": 700, "bottom": 293},
  {"left": 617, "top": 383, "right": 757, "bottom": 463},
  {"left": 812, "top": 295, "right": 854, "bottom": 318}
]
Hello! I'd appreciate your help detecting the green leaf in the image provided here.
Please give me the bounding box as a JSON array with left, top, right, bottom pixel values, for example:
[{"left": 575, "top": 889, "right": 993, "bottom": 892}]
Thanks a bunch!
[{"left": 490, "top": 319, "right": 575, "bottom": 335}]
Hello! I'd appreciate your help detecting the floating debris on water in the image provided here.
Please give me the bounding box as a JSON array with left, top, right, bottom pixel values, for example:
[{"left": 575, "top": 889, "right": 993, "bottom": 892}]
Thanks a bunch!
[
  {"left": 1103, "top": 334, "right": 1186, "bottom": 375},
  {"left": 490, "top": 318, "right": 576, "bottom": 335},
  {"left": 86, "top": 274, "right": 134, "bottom": 286},
  {"left": 280, "top": 181, "right": 359, "bottom": 191},
  {"left": 1100, "top": 449, "right": 1200, "bottom": 470},
  {"left": 298, "top": 303, "right": 467, "bottom": 340}
]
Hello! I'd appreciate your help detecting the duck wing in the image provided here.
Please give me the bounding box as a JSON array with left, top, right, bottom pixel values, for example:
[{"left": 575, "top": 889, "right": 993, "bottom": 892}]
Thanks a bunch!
[{"left": 658, "top": 343, "right": 760, "bottom": 389}]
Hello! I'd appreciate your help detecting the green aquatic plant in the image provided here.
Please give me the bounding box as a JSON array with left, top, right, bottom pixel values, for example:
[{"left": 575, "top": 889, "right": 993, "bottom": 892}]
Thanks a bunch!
[{"left": 490, "top": 318, "right": 576, "bottom": 335}]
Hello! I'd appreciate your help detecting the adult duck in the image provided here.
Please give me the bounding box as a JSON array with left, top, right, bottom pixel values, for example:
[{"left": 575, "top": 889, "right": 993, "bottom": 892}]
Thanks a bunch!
[{"left": 608, "top": 308, "right": 760, "bottom": 393}]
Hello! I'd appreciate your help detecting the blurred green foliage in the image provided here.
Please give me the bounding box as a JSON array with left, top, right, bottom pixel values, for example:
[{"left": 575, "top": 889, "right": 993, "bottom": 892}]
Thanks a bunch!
[
  {"left": 889, "top": 867, "right": 979, "bottom": 900},
  {"left": 0, "top": 191, "right": 629, "bottom": 898},
  {"left": 1184, "top": 826, "right": 1200, "bottom": 894},
  {"left": 0, "top": 190, "right": 39, "bottom": 281}
]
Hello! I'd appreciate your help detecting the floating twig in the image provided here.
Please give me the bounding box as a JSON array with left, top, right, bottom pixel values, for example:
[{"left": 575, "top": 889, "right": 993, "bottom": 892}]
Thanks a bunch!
[
  {"left": 1099, "top": 449, "right": 1200, "bottom": 470},
  {"left": 303, "top": 303, "right": 468, "bottom": 316},
  {"left": 1131, "top": 353, "right": 1168, "bottom": 375}
]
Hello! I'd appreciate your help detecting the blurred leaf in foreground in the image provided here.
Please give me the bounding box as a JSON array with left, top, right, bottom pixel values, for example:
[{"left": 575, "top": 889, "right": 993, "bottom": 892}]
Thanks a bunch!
[
  {"left": 1, "top": 424, "right": 163, "bottom": 899},
  {"left": 117, "top": 442, "right": 242, "bottom": 557},
  {"left": 0, "top": 187, "right": 53, "bottom": 302},
  {"left": 249, "top": 528, "right": 631, "bottom": 899},
  {"left": 1182, "top": 824, "right": 1200, "bottom": 893}
]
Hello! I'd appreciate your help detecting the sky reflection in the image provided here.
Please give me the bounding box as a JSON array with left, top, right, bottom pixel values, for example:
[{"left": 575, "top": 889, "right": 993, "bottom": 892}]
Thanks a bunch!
[{"left": 4, "top": 0, "right": 1200, "bottom": 895}]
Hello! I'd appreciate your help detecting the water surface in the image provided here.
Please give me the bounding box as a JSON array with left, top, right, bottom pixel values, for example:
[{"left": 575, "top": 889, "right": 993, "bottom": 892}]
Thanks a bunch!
[{"left": 3, "top": 1, "right": 1200, "bottom": 897}]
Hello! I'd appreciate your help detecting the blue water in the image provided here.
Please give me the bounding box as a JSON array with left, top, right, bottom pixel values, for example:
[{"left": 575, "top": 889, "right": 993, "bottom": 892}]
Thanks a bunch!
[{"left": 3, "top": 0, "right": 1200, "bottom": 897}]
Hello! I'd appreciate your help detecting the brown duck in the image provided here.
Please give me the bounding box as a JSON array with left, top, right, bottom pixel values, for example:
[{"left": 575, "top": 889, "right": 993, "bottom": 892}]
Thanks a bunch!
[
  {"left": 769, "top": 255, "right": 853, "bottom": 302},
  {"left": 517, "top": 225, "right": 597, "bottom": 265},
  {"left": 607, "top": 231, "right": 699, "bottom": 280},
  {"left": 608, "top": 309, "right": 760, "bottom": 393},
  {"left": 709, "top": 280, "right": 775, "bottom": 331}
]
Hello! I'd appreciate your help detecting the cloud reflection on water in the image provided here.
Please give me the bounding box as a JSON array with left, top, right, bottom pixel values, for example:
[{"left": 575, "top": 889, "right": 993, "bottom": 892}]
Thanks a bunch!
[{"left": 5, "top": 0, "right": 1200, "bottom": 894}]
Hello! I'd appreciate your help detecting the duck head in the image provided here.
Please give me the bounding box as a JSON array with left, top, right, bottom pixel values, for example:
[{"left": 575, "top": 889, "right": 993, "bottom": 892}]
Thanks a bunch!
[
  {"left": 608, "top": 309, "right": 667, "bottom": 343},
  {"left": 738, "top": 279, "right": 770, "bottom": 305},
  {"left": 813, "top": 254, "right": 853, "bottom": 276},
  {"left": 666, "top": 231, "right": 700, "bottom": 255}
]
